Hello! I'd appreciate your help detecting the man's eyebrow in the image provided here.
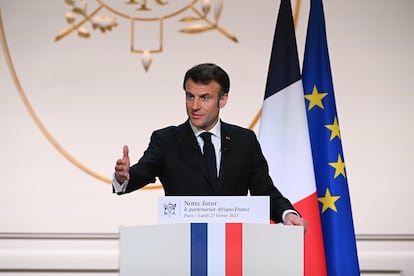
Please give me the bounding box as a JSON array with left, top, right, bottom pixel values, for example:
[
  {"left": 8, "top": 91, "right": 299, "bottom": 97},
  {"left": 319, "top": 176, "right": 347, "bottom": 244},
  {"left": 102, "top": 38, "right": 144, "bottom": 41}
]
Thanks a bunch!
[{"left": 186, "top": 92, "right": 211, "bottom": 97}]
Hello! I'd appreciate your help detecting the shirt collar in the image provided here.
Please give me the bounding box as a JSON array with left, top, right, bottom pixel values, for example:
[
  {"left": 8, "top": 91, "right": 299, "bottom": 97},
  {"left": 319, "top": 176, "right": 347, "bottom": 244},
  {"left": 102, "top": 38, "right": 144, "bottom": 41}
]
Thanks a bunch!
[{"left": 190, "top": 119, "right": 221, "bottom": 139}]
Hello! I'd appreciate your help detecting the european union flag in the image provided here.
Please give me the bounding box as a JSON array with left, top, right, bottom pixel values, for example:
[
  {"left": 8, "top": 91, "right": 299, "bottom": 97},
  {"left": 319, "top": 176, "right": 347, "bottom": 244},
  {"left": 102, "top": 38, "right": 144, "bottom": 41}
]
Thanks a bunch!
[{"left": 302, "top": 0, "right": 360, "bottom": 275}]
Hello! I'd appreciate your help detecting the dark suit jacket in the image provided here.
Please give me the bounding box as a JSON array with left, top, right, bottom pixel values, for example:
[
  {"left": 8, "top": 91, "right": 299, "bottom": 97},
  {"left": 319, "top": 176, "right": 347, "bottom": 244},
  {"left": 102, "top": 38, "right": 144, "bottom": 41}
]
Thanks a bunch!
[{"left": 120, "top": 120, "right": 295, "bottom": 222}]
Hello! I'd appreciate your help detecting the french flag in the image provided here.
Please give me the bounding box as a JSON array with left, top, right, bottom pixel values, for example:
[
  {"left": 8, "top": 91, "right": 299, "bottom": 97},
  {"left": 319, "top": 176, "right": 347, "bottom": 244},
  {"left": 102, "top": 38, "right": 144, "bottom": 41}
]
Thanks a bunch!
[{"left": 258, "top": 0, "right": 327, "bottom": 275}]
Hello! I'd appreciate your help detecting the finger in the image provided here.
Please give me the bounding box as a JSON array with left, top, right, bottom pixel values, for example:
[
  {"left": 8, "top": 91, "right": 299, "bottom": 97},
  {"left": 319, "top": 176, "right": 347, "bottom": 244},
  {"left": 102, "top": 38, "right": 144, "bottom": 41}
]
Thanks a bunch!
[
  {"left": 116, "top": 158, "right": 125, "bottom": 165},
  {"left": 116, "top": 170, "right": 129, "bottom": 180},
  {"left": 115, "top": 172, "right": 128, "bottom": 183},
  {"left": 285, "top": 216, "right": 302, "bottom": 226},
  {"left": 114, "top": 163, "right": 126, "bottom": 172},
  {"left": 123, "top": 145, "right": 129, "bottom": 159}
]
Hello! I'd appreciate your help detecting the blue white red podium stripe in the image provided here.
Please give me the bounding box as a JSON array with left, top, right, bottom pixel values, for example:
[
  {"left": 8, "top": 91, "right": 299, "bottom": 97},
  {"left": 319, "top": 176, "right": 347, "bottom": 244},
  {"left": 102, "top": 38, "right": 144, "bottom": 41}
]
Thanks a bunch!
[{"left": 191, "top": 223, "right": 242, "bottom": 276}]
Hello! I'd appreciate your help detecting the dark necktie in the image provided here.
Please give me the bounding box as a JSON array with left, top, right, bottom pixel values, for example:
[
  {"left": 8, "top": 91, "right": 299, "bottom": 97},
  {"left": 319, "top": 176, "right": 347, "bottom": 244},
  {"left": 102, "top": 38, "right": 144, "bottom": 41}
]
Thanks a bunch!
[{"left": 200, "top": 132, "right": 217, "bottom": 189}]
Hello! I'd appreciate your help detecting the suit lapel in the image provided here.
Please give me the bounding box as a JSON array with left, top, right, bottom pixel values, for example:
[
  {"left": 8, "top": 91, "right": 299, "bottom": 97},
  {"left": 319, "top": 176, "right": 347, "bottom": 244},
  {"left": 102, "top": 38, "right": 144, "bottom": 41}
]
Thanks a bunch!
[{"left": 217, "top": 122, "right": 232, "bottom": 191}]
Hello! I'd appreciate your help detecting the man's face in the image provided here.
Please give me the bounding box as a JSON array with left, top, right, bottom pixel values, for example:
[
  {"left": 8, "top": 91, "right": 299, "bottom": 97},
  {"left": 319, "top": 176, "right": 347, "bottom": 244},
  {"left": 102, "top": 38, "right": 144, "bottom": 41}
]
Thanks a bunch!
[{"left": 185, "top": 78, "right": 228, "bottom": 131}]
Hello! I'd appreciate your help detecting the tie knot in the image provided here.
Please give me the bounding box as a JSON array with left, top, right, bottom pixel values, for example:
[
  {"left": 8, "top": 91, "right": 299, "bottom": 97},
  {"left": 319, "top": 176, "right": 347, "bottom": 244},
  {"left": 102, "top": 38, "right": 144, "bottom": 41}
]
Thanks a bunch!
[{"left": 200, "top": 132, "right": 213, "bottom": 143}]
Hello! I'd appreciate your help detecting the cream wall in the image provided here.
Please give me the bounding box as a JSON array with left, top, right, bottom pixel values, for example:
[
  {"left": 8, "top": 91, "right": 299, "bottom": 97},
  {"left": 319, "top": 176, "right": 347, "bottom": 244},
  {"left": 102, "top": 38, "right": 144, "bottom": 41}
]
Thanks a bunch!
[{"left": 1, "top": 0, "right": 414, "bottom": 274}]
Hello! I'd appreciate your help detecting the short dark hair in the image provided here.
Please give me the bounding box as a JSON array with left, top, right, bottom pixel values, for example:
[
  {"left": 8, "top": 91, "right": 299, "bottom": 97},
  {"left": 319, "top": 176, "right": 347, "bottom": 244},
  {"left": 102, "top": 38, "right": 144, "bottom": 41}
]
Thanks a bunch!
[{"left": 183, "top": 63, "right": 230, "bottom": 96}]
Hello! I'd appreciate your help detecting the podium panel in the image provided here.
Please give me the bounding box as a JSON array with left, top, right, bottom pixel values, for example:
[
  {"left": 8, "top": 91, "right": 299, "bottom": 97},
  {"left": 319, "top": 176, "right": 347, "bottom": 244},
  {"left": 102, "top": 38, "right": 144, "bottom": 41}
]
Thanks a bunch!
[{"left": 120, "top": 223, "right": 303, "bottom": 276}]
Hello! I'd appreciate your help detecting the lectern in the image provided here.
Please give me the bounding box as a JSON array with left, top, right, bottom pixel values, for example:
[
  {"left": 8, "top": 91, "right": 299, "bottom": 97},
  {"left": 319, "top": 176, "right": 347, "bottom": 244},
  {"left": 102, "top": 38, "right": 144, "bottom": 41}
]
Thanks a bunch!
[{"left": 119, "top": 197, "right": 303, "bottom": 276}]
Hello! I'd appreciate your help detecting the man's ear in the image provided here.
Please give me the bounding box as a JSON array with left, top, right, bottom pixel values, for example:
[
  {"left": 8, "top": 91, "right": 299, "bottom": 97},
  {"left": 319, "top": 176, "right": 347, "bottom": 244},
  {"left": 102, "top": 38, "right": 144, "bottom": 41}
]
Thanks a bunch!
[{"left": 219, "top": 93, "right": 229, "bottom": 108}]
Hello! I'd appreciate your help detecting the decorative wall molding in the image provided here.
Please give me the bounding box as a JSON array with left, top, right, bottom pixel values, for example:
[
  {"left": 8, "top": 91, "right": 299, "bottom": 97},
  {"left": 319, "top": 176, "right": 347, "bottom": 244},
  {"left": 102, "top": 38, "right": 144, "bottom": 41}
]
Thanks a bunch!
[
  {"left": 3, "top": 232, "right": 414, "bottom": 240},
  {"left": 357, "top": 234, "right": 414, "bottom": 242},
  {"left": 357, "top": 234, "right": 414, "bottom": 276},
  {"left": 0, "top": 232, "right": 119, "bottom": 274},
  {"left": 0, "top": 232, "right": 119, "bottom": 240}
]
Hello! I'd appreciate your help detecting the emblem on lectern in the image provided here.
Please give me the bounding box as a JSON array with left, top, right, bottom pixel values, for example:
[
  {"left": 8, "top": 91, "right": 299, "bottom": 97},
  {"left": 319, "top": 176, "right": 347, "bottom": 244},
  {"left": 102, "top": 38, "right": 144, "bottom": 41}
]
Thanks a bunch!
[{"left": 163, "top": 202, "right": 177, "bottom": 217}]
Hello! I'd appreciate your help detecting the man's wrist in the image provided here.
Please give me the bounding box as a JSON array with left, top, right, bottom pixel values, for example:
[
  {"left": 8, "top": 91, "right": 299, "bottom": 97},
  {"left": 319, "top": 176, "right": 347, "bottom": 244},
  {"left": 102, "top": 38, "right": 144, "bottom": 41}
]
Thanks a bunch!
[{"left": 112, "top": 173, "right": 129, "bottom": 194}]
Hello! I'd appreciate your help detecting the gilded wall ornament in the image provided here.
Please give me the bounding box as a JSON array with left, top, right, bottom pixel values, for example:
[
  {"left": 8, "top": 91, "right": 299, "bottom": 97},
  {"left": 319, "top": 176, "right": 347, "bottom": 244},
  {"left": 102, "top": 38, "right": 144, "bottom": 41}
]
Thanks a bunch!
[{"left": 55, "top": 0, "right": 238, "bottom": 71}]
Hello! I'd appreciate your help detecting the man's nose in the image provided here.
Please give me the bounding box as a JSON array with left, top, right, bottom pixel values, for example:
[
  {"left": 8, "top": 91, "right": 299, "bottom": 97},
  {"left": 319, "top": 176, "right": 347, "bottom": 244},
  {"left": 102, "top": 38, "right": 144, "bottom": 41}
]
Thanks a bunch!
[{"left": 192, "top": 98, "right": 201, "bottom": 109}]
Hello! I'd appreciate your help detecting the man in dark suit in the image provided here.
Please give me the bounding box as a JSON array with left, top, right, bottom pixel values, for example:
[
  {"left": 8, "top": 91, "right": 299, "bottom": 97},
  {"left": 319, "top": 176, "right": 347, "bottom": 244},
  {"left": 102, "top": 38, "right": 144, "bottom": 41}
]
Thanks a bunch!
[{"left": 113, "top": 63, "right": 307, "bottom": 229}]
